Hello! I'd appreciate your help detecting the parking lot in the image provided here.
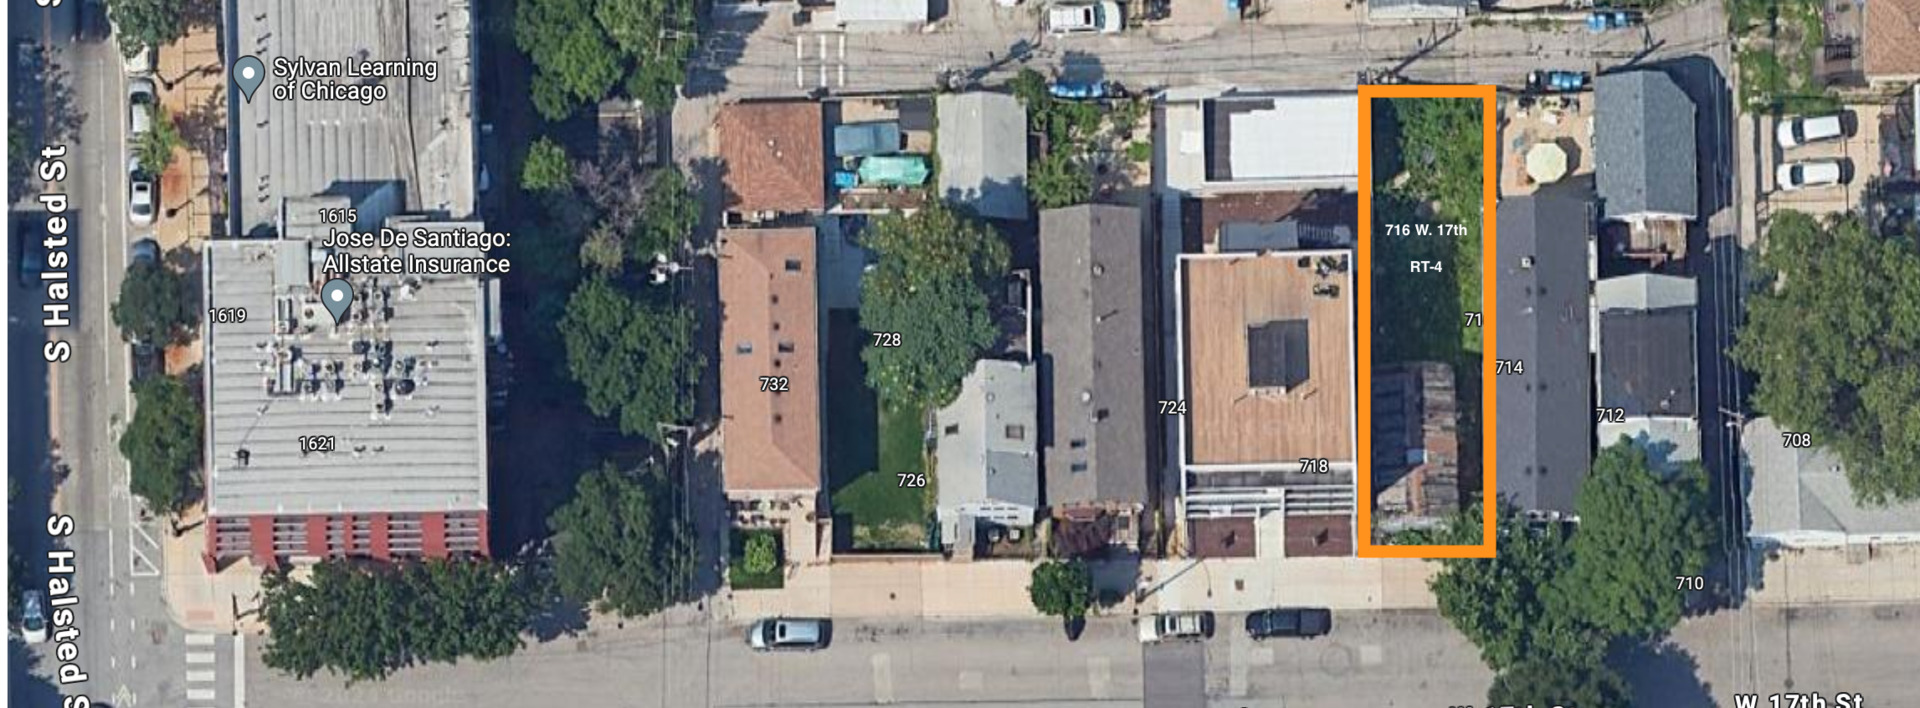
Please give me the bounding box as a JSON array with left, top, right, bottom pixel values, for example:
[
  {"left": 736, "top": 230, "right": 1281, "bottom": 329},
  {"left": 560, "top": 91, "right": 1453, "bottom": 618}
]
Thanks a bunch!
[{"left": 1761, "top": 106, "right": 1886, "bottom": 216}]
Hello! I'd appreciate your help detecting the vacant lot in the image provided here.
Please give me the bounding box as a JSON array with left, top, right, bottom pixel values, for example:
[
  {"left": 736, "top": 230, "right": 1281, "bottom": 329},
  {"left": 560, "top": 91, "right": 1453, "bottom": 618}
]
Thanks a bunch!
[{"left": 824, "top": 310, "right": 931, "bottom": 550}]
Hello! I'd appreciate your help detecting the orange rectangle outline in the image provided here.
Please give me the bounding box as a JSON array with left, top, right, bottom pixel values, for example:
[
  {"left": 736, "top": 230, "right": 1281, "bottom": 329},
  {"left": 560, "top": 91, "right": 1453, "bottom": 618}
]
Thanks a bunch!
[{"left": 1355, "top": 84, "right": 1499, "bottom": 559}]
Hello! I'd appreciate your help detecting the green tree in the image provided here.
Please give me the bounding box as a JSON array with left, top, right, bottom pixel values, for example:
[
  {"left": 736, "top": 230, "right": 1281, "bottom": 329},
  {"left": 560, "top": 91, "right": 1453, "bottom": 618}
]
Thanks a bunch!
[
  {"left": 520, "top": 137, "right": 572, "bottom": 193},
  {"left": 858, "top": 203, "right": 1009, "bottom": 409},
  {"left": 742, "top": 533, "right": 778, "bottom": 575},
  {"left": 579, "top": 225, "right": 626, "bottom": 275},
  {"left": 630, "top": 168, "right": 699, "bottom": 262},
  {"left": 260, "top": 559, "right": 537, "bottom": 682},
  {"left": 1487, "top": 655, "right": 1631, "bottom": 708},
  {"left": 1554, "top": 439, "right": 1715, "bottom": 639},
  {"left": 106, "top": 0, "right": 186, "bottom": 58},
  {"left": 1733, "top": 211, "right": 1920, "bottom": 502},
  {"left": 549, "top": 462, "right": 694, "bottom": 617},
  {"left": 135, "top": 106, "right": 183, "bottom": 175},
  {"left": 1429, "top": 506, "right": 1595, "bottom": 671},
  {"left": 514, "top": 0, "right": 623, "bottom": 120},
  {"left": 112, "top": 260, "right": 192, "bottom": 346},
  {"left": 1029, "top": 151, "right": 1091, "bottom": 209},
  {"left": 558, "top": 277, "right": 700, "bottom": 440},
  {"left": 121, "top": 376, "right": 202, "bottom": 514},
  {"left": 1028, "top": 559, "right": 1093, "bottom": 620}
]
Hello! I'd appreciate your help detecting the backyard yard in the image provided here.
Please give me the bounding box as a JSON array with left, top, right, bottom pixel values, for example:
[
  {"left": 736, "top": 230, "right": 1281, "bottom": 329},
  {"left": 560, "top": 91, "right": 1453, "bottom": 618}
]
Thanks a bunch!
[{"left": 824, "top": 310, "right": 934, "bottom": 551}]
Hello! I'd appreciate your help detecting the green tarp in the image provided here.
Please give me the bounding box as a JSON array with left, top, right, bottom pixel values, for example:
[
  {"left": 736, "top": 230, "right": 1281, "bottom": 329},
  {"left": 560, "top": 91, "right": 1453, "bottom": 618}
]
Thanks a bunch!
[{"left": 857, "top": 155, "right": 931, "bottom": 186}]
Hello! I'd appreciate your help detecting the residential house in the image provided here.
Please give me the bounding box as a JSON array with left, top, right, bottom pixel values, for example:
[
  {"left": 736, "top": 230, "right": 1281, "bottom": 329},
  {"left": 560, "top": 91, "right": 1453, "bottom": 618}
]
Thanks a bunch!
[
  {"left": 717, "top": 228, "right": 825, "bottom": 557},
  {"left": 1866, "top": 0, "right": 1920, "bottom": 86},
  {"left": 1162, "top": 89, "right": 1359, "bottom": 195},
  {"left": 1595, "top": 71, "right": 1697, "bottom": 223},
  {"left": 1177, "top": 247, "right": 1357, "bottom": 558},
  {"left": 1039, "top": 204, "right": 1153, "bottom": 553},
  {"left": 1496, "top": 192, "right": 1595, "bottom": 517},
  {"left": 1746, "top": 417, "right": 1920, "bottom": 548},
  {"left": 1371, "top": 362, "right": 1461, "bottom": 533},
  {"left": 1595, "top": 272, "right": 1699, "bottom": 474},
  {"left": 937, "top": 92, "right": 1029, "bottom": 220},
  {"left": 935, "top": 360, "right": 1041, "bottom": 548},
  {"left": 715, "top": 102, "right": 827, "bottom": 221}
]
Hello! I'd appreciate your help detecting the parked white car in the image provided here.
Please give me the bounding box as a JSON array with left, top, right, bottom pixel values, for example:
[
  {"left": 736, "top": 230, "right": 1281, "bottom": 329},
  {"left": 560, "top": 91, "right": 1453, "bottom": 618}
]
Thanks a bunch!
[
  {"left": 128, "top": 76, "right": 156, "bottom": 137},
  {"left": 1138, "top": 611, "right": 1214, "bottom": 643},
  {"left": 1775, "top": 160, "right": 1845, "bottom": 191},
  {"left": 1775, "top": 114, "right": 1845, "bottom": 150},
  {"left": 128, "top": 158, "right": 155, "bottom": 226},
  {"left": 1045, "top": 0, "right": 1122, "bottom": 35}
]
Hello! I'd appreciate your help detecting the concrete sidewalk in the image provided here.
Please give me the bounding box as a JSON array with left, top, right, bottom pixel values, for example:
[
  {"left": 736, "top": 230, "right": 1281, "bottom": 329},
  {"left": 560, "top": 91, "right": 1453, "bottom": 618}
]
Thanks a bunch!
[
  {"left": 722, "top": 558, "right": 1062, "bottom": 621},
  {"left": 161, "top": 506, "right": 267, "bottom": 634},
  {"left": 1145, "top": 557, "right": 1439, "bottom": 612},
  {"left": 1750, "top": 544, "right": 1920, "bottom": 605}
]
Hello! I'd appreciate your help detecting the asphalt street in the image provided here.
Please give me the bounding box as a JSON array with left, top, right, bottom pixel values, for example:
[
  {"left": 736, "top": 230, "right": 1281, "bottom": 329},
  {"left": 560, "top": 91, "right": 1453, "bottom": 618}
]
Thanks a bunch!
[
  {"left": 687, "top": 1, "right": 1730, "bottom": 98},
  {"left": 237, "top": 604, "right": 1920, "bottom": 708},
  {"left": 9, "top": 7, "right": 241, "bottom": 708}
]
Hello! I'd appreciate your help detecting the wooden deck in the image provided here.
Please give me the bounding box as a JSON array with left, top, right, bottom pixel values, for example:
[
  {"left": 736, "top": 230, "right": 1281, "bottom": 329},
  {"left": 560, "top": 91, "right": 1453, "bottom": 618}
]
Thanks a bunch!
[{"left": 1182, "top": 253, "right": 1356, "bottom": 466}]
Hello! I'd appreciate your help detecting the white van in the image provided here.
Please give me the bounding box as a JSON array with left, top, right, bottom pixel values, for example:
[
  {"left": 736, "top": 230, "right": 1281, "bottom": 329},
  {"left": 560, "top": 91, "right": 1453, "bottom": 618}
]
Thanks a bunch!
[
  {"left": 1776, "top": 160, "right": 1845, "bottom": 191},
  {"left": 1775, "top": 114, "right": 1844, "bottom": 149},
  {"left": 1045, "top": 1, "right": 1122, "bottom": 35}
]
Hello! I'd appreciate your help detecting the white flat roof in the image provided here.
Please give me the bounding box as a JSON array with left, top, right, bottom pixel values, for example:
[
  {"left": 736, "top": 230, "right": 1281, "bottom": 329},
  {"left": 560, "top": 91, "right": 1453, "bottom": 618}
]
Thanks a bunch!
[{"left": 1223, "top": 94, "right": 1359, "bottom": 185}]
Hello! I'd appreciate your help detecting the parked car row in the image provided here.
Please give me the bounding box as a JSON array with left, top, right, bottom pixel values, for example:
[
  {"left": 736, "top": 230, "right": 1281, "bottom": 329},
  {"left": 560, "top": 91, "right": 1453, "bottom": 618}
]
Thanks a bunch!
[
  {"left": 742, "top": 608, "right": 1329, "bottom": 653},
  {"left": 1774, "top": 113, "right": 1851, "bottom": 192}
]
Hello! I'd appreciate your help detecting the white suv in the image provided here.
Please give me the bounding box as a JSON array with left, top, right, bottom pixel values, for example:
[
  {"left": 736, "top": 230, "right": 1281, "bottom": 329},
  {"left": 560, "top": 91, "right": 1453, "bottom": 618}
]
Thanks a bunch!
[
  {"left": 1776, "top": 160, "right": 1845, "bottom": 191},
  {"left": 1045, "top": 1, "right": 1122, "bottom": 35},
  {"left": 1775, "top": 114, "right": 1844, "bottom": 150}
]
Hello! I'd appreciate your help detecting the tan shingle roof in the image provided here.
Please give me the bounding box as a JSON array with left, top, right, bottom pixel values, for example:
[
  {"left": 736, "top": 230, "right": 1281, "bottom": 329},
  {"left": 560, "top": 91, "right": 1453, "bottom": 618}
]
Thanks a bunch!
[
  {"left": 716, "top": 102, "right": 826, "bottom": 214},
  {"left": 1866, "top": 0, "right": 1920, "bottom": 79},
  {"left": 718, "top": 228, "right": 821, "bottom": 493}
]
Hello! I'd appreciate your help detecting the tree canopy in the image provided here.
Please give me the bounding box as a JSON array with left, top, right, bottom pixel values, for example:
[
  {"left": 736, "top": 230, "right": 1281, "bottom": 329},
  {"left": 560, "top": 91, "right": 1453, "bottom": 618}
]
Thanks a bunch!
[
  {"left": 260, "top": 559, "right": 538, "bottom": 682},
  {"left": 548, "top": 462, "right": 694, "bottom": 617},
  {"left": 122, "top": 375, "right": 202, "bottom": 514},
  {"left": 514, "top": 0, "right": 694, "bottom": 120},
  {"left": 1429, "top": 506, "right": 1596, "bottom": 671},
  {"left": 112, "top": 260, "right": 193, "bottom": 346},
  {"left": 135, "top": 106, "right": 182, "bottom": 175},
  {"left": 1486, "top": 655, "right": 1632, "bottom": 708},
  {"left": 1554, "top": 439, "right": 1715, "bottom": 639},
  {"left": 106, "top": 0, "right": 186, "bottom": 58},
  {"left": 858, "top": 203, "right": 1009, "bottom": 409},
  {"left": 1028, "top": 560, "right": 1093, "bottom": 620},
  {"left": 1733, "top": 210, "right": 1920, "bottom": 502},
  {"left": 558, "top": 277, "right": 700, "bottom": 440},
  {"left": 520, "top": 137, "right": 572, "bottom": 193}
]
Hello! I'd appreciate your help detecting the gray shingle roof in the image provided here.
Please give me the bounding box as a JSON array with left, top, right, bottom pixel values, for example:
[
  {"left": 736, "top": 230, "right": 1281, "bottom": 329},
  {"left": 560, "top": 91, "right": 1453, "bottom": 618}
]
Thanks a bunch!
[
  {"left": 1595, "top": 71, "right": 1698, "bottom": 220},
  {"left": 935, "top": 360, "right": 1040, "bottom": 511},
  {"left": 1597, "top": 300, "right": 1698, "bottom": 418},
  {"left": 1494, "top": 194, "right": 1593, "bottom": 514},
  {"left": 1746, "top": 416, "right": 1920, "bottom": 544},
  {"left": 1039, "top": 205, "right": 1150, "bottom": 508},
  {"left": 937, "top": 92, "right": 1029, "bottom": 220}
]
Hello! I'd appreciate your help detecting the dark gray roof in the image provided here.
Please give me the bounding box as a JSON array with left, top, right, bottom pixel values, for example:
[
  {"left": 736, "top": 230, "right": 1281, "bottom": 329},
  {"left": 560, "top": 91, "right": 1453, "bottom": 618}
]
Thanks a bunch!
[
  {"left": 1494, "top": 194, "right": 1593, "bottom": 514},
  {"left": 1598, "top": 307, "right": 1697, "bottom": 417},
  {"left": 1039, "top": 204, "right": 1150, "bottom": 509},
  {"left": 1595, "top": 71, "right": 1698, "bottom": 219}
]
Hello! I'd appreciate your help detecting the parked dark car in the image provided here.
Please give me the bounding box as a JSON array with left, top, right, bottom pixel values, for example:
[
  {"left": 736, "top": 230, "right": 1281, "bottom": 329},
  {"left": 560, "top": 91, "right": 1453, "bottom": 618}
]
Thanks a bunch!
[
  {"left": 13, "top": 213, "right": 46, "bottom": 289},
  {"left": 1245, "top": 608, "right": 1332, "bottom": 639}
]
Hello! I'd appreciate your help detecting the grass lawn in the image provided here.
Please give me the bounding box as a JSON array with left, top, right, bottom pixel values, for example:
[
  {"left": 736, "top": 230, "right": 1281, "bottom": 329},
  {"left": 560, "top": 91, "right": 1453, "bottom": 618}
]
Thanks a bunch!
[
  {"left": 824, "top": 310, "right": 933, "bottom": 550},
  {"left": 729, "top": 528, "right": 784, "bottom": 590}
]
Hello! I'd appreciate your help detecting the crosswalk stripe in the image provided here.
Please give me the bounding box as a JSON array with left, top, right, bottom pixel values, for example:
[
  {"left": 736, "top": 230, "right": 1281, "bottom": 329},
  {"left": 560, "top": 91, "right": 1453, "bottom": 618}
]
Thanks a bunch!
[
  {"left": 186, "top": 634, "right": 216, "bottom": 646},
  {"left": 187, "top": 670, "right": 217, "bottom": 682},
  {"left": 187, "top": 688, "right": 217, "bottom": 701},
  {"left": 186, "top": 652, "right": 217, "bottom": 664}
]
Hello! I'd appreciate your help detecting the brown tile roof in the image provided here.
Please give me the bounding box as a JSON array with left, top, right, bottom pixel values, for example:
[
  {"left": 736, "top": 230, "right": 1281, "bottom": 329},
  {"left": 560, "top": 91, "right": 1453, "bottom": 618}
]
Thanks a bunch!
[
  {"left": 1867, "top": 0, "right": 1920, "bottom": 79},
  {"left": 1189, "top": 517, "right": 1258, "bottom": 558},
  {"left": 716, "top": 102, "right": 826, "bottom": 213},
  {"left": 1180, "top": 252, "right": 1356, "bottom": 465},
  {"left": 719, "top": 228, "right": 822, "bottom": 493}
]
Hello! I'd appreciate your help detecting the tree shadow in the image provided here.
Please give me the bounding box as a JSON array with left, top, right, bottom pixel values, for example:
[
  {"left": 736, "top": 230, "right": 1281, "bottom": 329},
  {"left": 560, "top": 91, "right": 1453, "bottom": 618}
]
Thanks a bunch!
[
  {"left": 683, "top": 14, "right": 768, "bottom": 99},
  {"left": 1613, "top": 640, "right": 1716, "bottom": 708}
]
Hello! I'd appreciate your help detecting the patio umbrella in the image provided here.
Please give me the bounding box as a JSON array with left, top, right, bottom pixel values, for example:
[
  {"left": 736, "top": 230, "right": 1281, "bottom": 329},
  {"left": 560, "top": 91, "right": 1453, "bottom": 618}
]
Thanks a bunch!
[{"left": 1526, "top": 142, "right": 1568, "bottom": 184}]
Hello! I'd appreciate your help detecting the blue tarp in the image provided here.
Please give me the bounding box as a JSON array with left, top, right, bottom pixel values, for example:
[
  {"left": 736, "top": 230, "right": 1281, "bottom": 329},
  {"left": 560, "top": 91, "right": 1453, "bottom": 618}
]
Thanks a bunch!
[{"left": 833, "top": 122, "right": 903, "bottom": 157}]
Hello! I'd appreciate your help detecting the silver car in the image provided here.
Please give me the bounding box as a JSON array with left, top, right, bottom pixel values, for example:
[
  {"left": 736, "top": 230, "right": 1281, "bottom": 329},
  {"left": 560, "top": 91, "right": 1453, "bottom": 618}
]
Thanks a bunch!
[
  {"left": 128, "top": 158, "right": 155, "bottom": 226},
  {"left": 128, "top": 76, "right": 156, "bottom": 136},
  {"left": 746, "top": 617, "right": 831, "bottom": 651}
]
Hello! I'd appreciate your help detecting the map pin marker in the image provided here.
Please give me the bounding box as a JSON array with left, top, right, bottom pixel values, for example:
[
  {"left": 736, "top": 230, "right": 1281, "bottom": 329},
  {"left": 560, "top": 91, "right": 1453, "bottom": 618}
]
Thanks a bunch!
[
  {"left": 321, "top": 278, "right": 354, "bottom": 324},
  {"left": 233, "top": 55, "right": 266, "bottom": 103}
]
